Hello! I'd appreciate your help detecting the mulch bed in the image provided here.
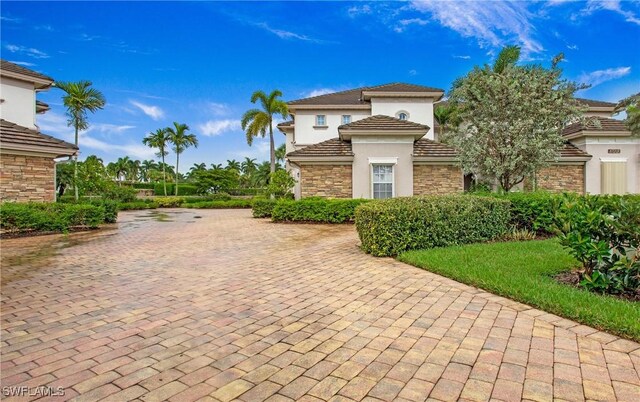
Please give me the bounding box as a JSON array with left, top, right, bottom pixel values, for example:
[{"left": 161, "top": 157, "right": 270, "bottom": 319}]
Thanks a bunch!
[{"left": 555, "top": 271, "right": 640, "bottom": 302}]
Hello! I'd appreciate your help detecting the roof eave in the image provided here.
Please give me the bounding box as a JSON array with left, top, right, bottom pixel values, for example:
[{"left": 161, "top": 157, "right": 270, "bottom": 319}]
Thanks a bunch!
[
  {"left": 287, "top": 155, "right": 354, "bottom": 164},
  {"left": 413, "top": 156, "right": 458, "bottom": 163},
  {"left": 339, "top": 129, "right": 427, "bottom": 141},
  {"left": 288, "top": 104, "right": 371, "bottom": 111},
  {"left": 1, "top": 143, "right": 78, "bottom": 158},
  {"left": 564, "top": 129, "right": 631, "bottom": 140},
  {"left": 1, "top": 70, "right": 53, "bottom": 89},
  {"left": 361, "top": 91, "right": 444, "bottom": 101}
]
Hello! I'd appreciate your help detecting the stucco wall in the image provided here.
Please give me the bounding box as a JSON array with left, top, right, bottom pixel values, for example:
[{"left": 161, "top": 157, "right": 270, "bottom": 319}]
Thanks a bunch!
[
  {"left": 572, "top": 137, "right": 640, "bottom": 194},
  {"left": 0, "top": 77, "right": 36, "bottom": 128},
  {"left": 533, "top": 164, "right": 585, "bottom": 194},
  {"left": 299, "top": 164, "right": 352, "bottom": 198},
  {"left": 292, "top": 110, "right": 371, "bottom": 146},
  {"left": 351, "top": 137, "right": 414, "bottom": 198},
  {"left": 0, "top": 153, "right": 56, "bottom": 202},
  {"left": 370, "top": 97, "right": 435, "bottom": 140},
  {"left": 413, "top": 164, "right": 463, "bottom": 195}
]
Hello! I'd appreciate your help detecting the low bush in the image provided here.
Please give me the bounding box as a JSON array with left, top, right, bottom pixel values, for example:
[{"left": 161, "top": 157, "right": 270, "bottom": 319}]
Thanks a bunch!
[
  {"left": 490, "top": 191, "right": 559, "bottom": 233},
  {"left": 89, "top": 199, "right": 118, "bottom": 223},
  {"left": 118, "top": 201, "right": 159, "bottom": 210},
  {"left": 229, "top": 188, "right": 264, "bottom": 196},
  {"left": 154, "top": 197, "right": 185, "bottom": 208},
  {"left": 0, "top": 202, "right": 105, "bottom": 233},
  {"left": 100, "top": 185, "right": 138, "bottom": 203},
  {"left": 153, "top": 183, "right": 198, "bottom": 196},
  {"left": 181, "top": 193, "right": 232, "bottom": 203},
  {"left": 183, "top": 200, "right": 253, "bottom": 209},
  {"left": 252, "top": 199, "right": 277, "bottom": 218},
  {"left": 272, "top": 198, "right": 370, "bottom": 223},
  {"left": 132, "top": 183, "right": 155, "bottom": 189},
  {"left": 552, "top": 194, "right": 640, "bottom": 296},
  {"left": 355, "top": 195, "right": 511, "bottom": 257}
]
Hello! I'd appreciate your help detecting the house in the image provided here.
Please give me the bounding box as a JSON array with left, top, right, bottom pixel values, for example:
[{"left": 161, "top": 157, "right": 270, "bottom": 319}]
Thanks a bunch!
[
  {"left": 279, "top": 83, "right": 637, "bottom": 199},
  {"left": 0, "top": 60, "right": 78, "bottom": 202}
]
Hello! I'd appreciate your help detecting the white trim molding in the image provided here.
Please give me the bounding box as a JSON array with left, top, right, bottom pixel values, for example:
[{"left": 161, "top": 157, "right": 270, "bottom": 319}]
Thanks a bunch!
[{"left": 368, "top": 157, "right": 398, "bottom": 165}]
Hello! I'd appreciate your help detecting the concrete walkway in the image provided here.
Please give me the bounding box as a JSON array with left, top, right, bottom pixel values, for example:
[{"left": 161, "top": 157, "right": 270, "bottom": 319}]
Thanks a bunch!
[{"left": 1, "top": 209, "right": 639, "bottom": 402}]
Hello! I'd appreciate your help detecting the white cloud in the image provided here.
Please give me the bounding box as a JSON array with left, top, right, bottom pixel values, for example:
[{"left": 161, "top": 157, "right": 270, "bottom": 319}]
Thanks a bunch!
[
  {"left": 567, "top": 44, "right": 579, "bottom": 50},
  {"left": 409, "top": 1, "right": 544, "bottom": 56},
  {"left": 578, "top": 67, "right": 632, "bottom": 88},
  {"left": 453, "top": 55, "right": 471, "bottom": 59},
  {"left": 253, "top": 22, "right": 329, "bottom": 43},
  {"left": 409, "top": 69, "right": 418, "bottom": 76},
  {"left": 303, "top": 88, "right": 336, "bottom": 98},
  {"left": 198, "top": 119, "right": 240, "bottom": 137},
  {"left": 394, "top": 17, "right": 429, "bottom": 32},
  {"left": 347, "top": 4, "right": 372, "bottom": 17},
  {"left": 37, "top": 112, "right": 153, "bottom": 159},
  {"left": 207, "top": 102, "right": 230, "bottom": 116},
  {"left": 582, "top": 0, "right": 640, "bottom": 26},
  {"left": 130, "top": 100, "right": 165, "bottom": 120},
  {"left": 4, "top": 44, "right": 49, "bottom": 59},
  {"left": 8, "top": 60, "right": 36, "bottom": 67},
  {"left": 230, "top": 137, "right": 272, "bottom": 160}
]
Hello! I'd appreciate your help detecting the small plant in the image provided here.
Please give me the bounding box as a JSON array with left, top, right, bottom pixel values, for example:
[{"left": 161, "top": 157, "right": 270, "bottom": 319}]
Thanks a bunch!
[
  {"left": 154, "top": 197, "right": 185, "bottom": 208},
  {"left": 252, "top": 198, "right": 277, "bottom": 218},
  {"left": 505, "top": 228, "right": 537, "bottom": 241}
]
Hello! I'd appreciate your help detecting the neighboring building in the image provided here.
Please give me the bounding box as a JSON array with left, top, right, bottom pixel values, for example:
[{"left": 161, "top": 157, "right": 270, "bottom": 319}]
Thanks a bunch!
[
  {"left": 280, "top": 83, "right": 632, "bottom": 199},
  {"left": 0, "top": 60, "right": 78, "bottom": 202}
]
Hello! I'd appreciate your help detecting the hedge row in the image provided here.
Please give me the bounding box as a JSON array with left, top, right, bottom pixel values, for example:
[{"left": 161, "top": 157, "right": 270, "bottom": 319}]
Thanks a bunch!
[
  {"left": 152, "top": 183, "right": 199, "bottom": 196},
  {"left": 252, "top": 199, "right": 277, "bottom": 218},
  {"left": 183, "top": 200, "right": 253, "bottom": 209},
  {"left": 355, "top": 195, "right": 511, "bottom": 257},
  {"left": 271, "top": 198, "right": 370, "bottom": 223},
  {"left": 0, "top": 202, "right": 107, "bottom": 233}
]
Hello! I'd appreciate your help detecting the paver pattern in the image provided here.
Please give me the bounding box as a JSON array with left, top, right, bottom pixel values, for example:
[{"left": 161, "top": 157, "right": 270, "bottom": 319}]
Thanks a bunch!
[{"left": 1, "top": 209, "right": 639, "bottom": 402}]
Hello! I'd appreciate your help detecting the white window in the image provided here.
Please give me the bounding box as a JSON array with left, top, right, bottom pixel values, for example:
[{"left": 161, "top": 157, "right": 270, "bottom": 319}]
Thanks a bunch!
[
  {"left": 396, "top": 111, "right": 409, "bottom": 120},
  {"left": 372, "top": 164, "right": 394, "bottom": 199},
  {"left": 342, "top": 115, "right": 351, "bottom": 125},
  {"left": 315, "top": 115, "right": 326, "bottom": 126}
]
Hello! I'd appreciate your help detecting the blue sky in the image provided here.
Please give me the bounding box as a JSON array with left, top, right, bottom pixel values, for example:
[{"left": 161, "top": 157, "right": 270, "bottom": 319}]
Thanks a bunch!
[{"left": 2, "top": 1, "right": 639, "bottom": 171}]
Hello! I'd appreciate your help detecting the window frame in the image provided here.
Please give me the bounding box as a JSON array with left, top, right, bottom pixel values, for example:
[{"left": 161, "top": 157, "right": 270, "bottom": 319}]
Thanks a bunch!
[
  {"left": 396, "top": 111, "right": 409, "bottom": 121},
  {"left": 371, "top": 164, "right": 395, "bottom": 199},
  {"left": 315, "top": 114, "right": 327, "bottom": 127},
  {"left": 341, "top": 115, "right": 352, "bottom": 125}
]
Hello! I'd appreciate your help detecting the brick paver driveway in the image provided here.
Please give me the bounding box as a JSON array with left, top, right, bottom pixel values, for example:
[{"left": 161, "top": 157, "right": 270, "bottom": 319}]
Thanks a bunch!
[{"left": 1, "top": 209, "right": 639, "bottom": 402}]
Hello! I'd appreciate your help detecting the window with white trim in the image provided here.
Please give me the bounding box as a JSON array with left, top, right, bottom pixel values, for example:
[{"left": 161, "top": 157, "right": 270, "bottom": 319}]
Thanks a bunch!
[
  {"left": 341, "top": 115, "right": 351, "bottom": 125},
  {"left": 372, "top": 164, "right": 394, "bottom": 199},
  {"left": 396, "top": 111, "right": 409, "bottom": 120},
  {"left": 315, "top": 115, "right": 326, "bottom": 126}
]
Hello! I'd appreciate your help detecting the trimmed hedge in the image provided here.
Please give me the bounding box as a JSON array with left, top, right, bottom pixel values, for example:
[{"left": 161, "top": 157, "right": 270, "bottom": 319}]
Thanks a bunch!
[
  {"left": 489, "top": 191, "right": 558, "bottom": 233},
  {"left": 153, "top": 183, "right": 198, "bottom": 196},
  {"left": 1, "top": 203, "right": 106, "bottom": 233},
  {"left": 118, "top": 201, "right": 159, "bottom": 210},
  {"left": 252, "top": 199, "right": 277, "bottom": 218},
  {"left": 183, "top": 200, "right": 253, "bottom": 209},
  {"left": 272, "top": 198, "right": 370, "bottom": 223},
  {"left": 181, "top": 193, "right": 232, "bottom": 203},
  {"left": 355, "top": 195, "right": 511, "bottom": 257}
]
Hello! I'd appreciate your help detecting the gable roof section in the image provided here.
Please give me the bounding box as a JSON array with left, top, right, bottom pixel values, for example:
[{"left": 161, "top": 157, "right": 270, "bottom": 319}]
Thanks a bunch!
[
  {"left": 561, "top": 142, "right": 591, "bottom": 158},
  {"left": 0, "top": 119, "right": 78, "bottom": 157},
  {"left": 562, "top": 117, "right": 629, "bottom": 137},
  {"left": 288, "top": 83, "right": 445, "bottom": 106},
  {"left": 287, "top": 138, "right": 353, "bottom": 158},
  {"left": 575, "top": 98, "right": 616, "bottom": 108},
  {"left": 1, "top": 60, "right": 54, "bottom": 89},
  {"left": 339, "top": 115, "right": 429, "bottom": 131},
  {"left": 413, "top": 138, "right": 458, "bottom": 158}
]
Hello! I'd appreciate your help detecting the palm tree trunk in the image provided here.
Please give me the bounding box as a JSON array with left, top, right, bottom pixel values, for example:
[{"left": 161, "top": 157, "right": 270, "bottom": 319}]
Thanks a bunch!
[
  {"left": 269, "top": 124, "right": 276, "bottom": 174},
  {"left": 161, "top": 154, "right": 167, "bottom": 196},
  {"left": 73, "top": 125, "right": 79, "bottom": 201},
  {"left": 175, "top": 153, "right": 180, "bottom": 196}
]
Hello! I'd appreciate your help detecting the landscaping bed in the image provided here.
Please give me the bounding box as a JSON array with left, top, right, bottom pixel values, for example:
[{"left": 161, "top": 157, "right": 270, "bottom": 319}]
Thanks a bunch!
[
  {"left": 399, "top": 239, "right": 640, "bottom": 341},
  {"left": 0, "top": 202, "right": 110, "bottom": 236}
]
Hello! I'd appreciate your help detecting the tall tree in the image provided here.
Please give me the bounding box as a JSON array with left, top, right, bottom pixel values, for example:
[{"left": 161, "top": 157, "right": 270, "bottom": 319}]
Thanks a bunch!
[
  {"left": 615, "top": 92, "right": 640, "bottom": 136},
  {"left": 112, "top": 157, "right": 131, "bottom": 183},
  {"left": 56, "top": 80, "right": 106, "bottom": 200},
  {"left": 275, "top": 144, "right": 286, "bottom": 164},
  {"left": 241, "top": 90, "right": 289, "bottom": 174},
  {"left": 444, "top": 49, "right": 587, "bottom": 192},
  {"left": 143, "top": 129, "right": 170, "bottom": 195},
  {"left": 492, "top": 45, "right": 521, "bottom": 73},
  {"left": 140, "top": 159, "right": 158, "bottom": 182},
  {"left": 226, "top": 159, "right": 241, "bottom": 172},
  {"left": 166, "top": 122, "right": 198, "bottom": 195},
  {"left": 433, "top": 104, "right": 459, "bottom": 140},
  {"left": 241, "top": 157, "right": 257, "bottom": 175}
]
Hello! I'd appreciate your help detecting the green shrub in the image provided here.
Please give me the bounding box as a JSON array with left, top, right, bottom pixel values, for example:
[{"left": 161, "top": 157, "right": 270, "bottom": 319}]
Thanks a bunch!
[
  {"left": 229, "top": 188, "right": 263, "bottom": 196},
  {"left": 153, "top": 183, "right": 198, "bottom": 196},
  {"left": 490, "top": 191, "right": 559, "bottom": 233},
  {"left": 118, "top": 201, "right": 159, "bottom": 210},
  {"left": 89, "top": 199, "right": 118, "bottom": 223},
  {"left": 355, "top": 195, "right": 511, "bottom": 257},
  {"left": 154, "top": 197, "right": 185, "bottom": 207},
  {"left": 181, "top": 193, "right": 232, "bottom": 203},
  {"left": 272, "top": 198, "right": 370, "bottom": 223},
  {"left": 132, "top": 183, "right": 156, "bottom": 189},
  {"left": 552, "top": 194, "right": 640, "bottom": 295},
  {"left": 0, "top": 202, "right": 105, "bottom": 233},
  {"left": 252, "top": 199, "right": 277, "bottom": 218},
  {"left": 183, "top": 200, "right": 253, "bottom": 209},
  {"left": 100, "top": 185, "right": 138, "bottom": 203}
]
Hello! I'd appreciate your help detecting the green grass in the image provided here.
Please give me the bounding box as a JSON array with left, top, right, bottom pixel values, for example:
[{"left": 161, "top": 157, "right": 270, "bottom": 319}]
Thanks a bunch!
[{"left": 398, "top": 239, "right": 640, "bottom": 341}]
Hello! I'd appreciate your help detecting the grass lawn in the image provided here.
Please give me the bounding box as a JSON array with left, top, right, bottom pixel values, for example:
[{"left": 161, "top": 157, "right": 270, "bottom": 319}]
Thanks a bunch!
[{"left": 398, "top": 239, "right": 640, "bottom": 341}]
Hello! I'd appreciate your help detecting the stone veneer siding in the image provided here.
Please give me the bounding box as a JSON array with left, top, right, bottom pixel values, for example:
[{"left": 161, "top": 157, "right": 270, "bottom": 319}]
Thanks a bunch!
[
  {"left": 0, "top": 153, "right": 56, "bottom": 202},
  {"left": 531, "top": 164, "right": 585, "bottom": 194},
  {"left": 300, "top": 164, "right": 352, "bottom": 198},
  {"left": 413, "top": 164, "right": 463, "bottom": 195}
]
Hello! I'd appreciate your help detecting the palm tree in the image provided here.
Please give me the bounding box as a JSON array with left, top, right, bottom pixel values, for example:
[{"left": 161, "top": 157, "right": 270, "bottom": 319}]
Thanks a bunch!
[
  {"left": 113, "top": 157, "right": 131, "bottom": 183},
  {"left": 241, "top": 157, "right": 257, "bottom": 176},
  {"left": 210, "top": 163, "right": 223, "bottom": 170},
  {"left": 140, "top": 159, "right": 157, "bottom": 182},
  {"left": 143, "top": 128, "right": 170, "bottom": 195},
  {"left": 127, "top": 159, "right": 141, "bottom": 182},
  {"left": 84, "top": 155, "right": 104, "bottom": 165},
  {"left": 275, "top": 144, "right": 286, "bottom": 164},
  {"left": 241, "top": 90, "right": 289, "bottom": 174},
  {"left": 166, "top": 122, "right": 198, "bottom": 195},
  {"left": 492, "top": 45, "right": 521, "bottom": 73},
  {"left": 56, "top": 80, "right": 106, "bottom": 200},
  {"left": 189, "top": 163, "right": 207, "bottom": 179},
  {"left": 226, "top": 159, "right": 241, "bottom": 172},
  {"left": 434, "top": 104, "right": 459, "bottom": 140},
  {"left": 253, "top": 161, "right": 272, "bottom": 187}
]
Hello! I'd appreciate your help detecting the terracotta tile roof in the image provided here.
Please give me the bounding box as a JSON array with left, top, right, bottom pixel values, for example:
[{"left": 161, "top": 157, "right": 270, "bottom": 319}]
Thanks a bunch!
[
  {"left": 339, "top": 115, "right": 430, "bottom": 131},
  {"left": 289, "top": 83, "right": 444, "bottom": 106},
  {"left": 0, "top": 119, "right": 77, "bottom": 156},
  {"left": 287, "top": 138, "right": 353, "bottom": 157},
  {"left": 561, "top": 142, "right": 591, "bottom": 158},
  {"left": 277, "top": 120, "right": 294, "bottom": 127},
  {"left": 36, "top": 100, "right": 50, "bottom": 113},
  {"left": 413, "top": 138, "right": 458, "bottom": 157},
  {"left": 575, "top": 98, "right": 616, "bottom": 108},
  {"left": 562, "top": 117, "right": 629, "bottom": 136},
  {"left": 1, "top": 60, "right": 54, "bottom": 84}
]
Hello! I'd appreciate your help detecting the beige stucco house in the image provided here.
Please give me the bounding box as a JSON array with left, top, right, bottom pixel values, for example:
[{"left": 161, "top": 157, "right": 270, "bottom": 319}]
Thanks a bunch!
[
  {"left": 0, "top": 60, "right": 78, "bottom": 202},
  {"left": 279, "top": 83, "right": 637, "bottom": 199}
]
